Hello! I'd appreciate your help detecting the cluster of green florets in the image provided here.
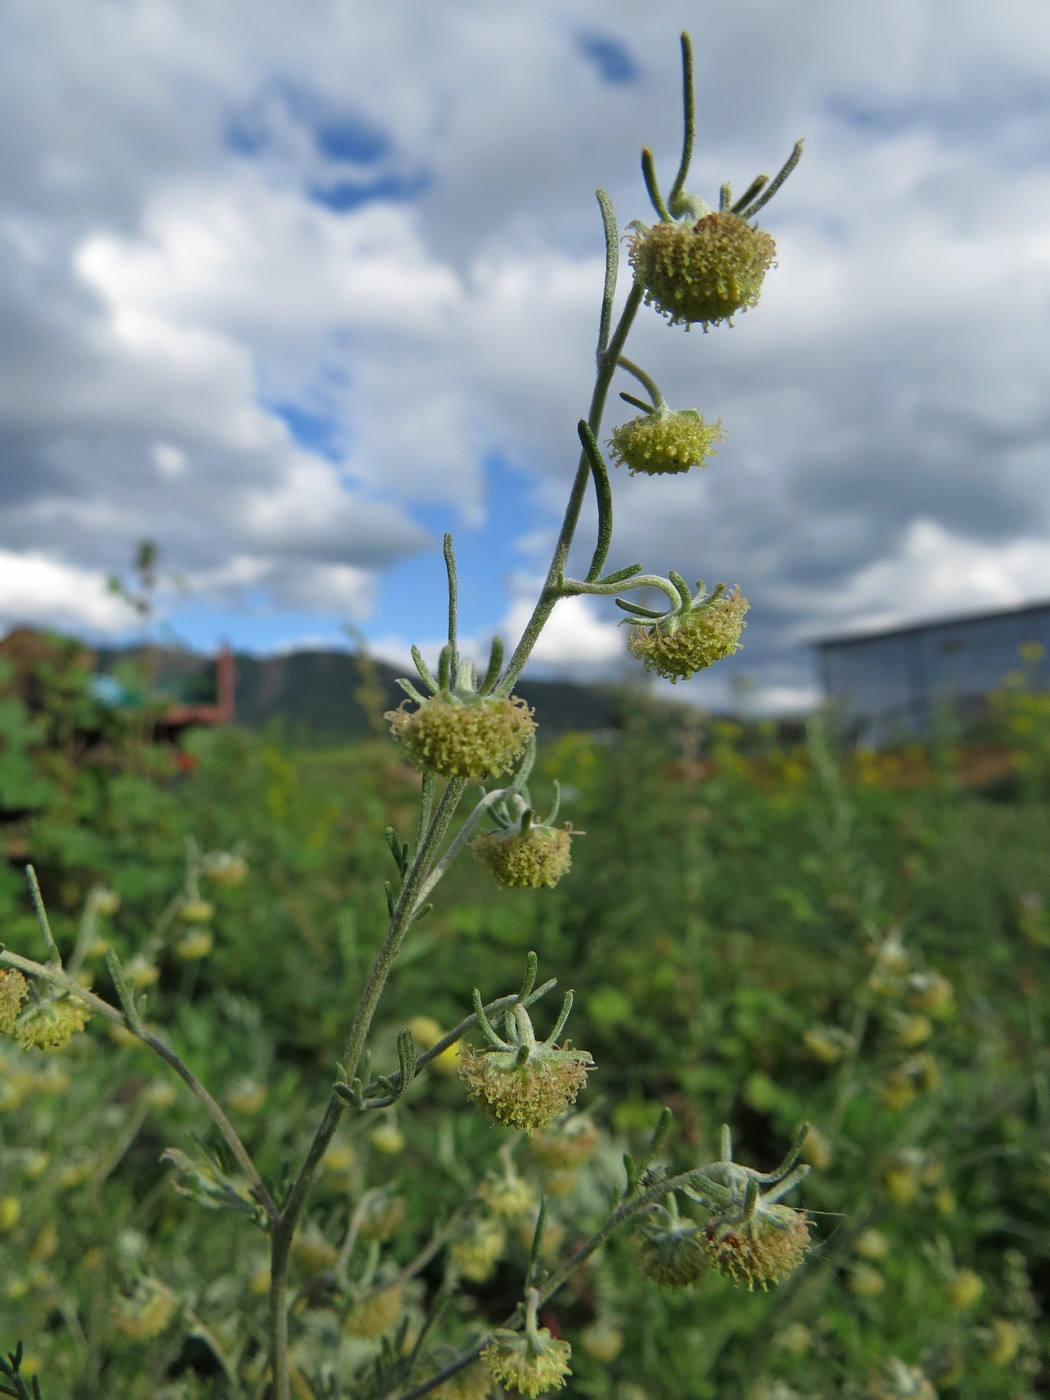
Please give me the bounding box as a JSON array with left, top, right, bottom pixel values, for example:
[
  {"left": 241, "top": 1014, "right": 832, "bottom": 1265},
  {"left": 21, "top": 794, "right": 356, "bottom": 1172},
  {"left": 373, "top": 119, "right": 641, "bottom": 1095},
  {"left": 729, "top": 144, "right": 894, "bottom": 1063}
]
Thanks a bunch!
[
  {"left": 633, "top": 1222, "right": 709, "bottom": 1287},
  {"left": 634, "top": 1200, "right": 811, "bottom": 1292},
  {"left": 609, "top": 407, "right": 724, "bottom": 476},
  {"left": 459, "top": 1042, "right": 592, "bottom": 1134},
  {"left": 627, "top": 589, "right": 749, "bottom": 683},
  {"left": 702, "top": 1202, "right": 812, "bottom": 1290},
  {"left": 386, "top": 691, "right": 536, "bottom": 779},
  {"left": 472, "top": 822, "right": 573, "bottom": 889},
  {"left": 484, "top": 1324, "right": 572, "bottom": 1397},
  {"left": 0, "top": 970, "right": 92, "bottom": 1052},
  {"left": 629, "top": 211, "right": 776, "bottom": 330}
]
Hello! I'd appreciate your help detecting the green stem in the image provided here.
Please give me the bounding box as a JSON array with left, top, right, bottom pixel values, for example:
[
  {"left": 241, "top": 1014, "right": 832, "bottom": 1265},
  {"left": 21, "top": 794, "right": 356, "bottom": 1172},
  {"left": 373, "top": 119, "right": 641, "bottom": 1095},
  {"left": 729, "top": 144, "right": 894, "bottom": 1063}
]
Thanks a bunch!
[
  {"left": 268, "top": 776, "right": 468, "bottom": 1399},
  {"left": 0, "top": 948, "right": 276, "bottom": 1223},
  {"left": 667, "top": 33, "right": 696, "bottom": 215},
  {"left": 617, "top": 357, "right": 666, "bottom": 410},
  {"left": 498, "top": 280, "right": 644, "bottom": 694}
]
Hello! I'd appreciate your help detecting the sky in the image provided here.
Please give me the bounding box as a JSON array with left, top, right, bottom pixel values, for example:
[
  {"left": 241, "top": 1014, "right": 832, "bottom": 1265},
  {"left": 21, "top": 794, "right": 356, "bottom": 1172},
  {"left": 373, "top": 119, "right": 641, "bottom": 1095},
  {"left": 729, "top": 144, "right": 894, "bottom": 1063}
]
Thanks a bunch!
[{"left": 3, "top": 0, "right": 1050, "bottom": 713}]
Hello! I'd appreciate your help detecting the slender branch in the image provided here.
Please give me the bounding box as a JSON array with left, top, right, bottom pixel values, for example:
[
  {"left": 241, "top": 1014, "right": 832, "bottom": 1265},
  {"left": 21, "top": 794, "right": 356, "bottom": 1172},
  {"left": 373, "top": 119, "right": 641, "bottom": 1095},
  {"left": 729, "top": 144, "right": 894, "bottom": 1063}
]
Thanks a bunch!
[
  {"left": 667, "top": 33, "right": 696, "bottom": 215},
  {"left": 0, "top": 947, "right": 278, "bottom": 1224},
  {"left": 617, "top": 357, "right": 665, "bottom": 410},
  {"left": 578, "top": 421, "right": 614, "bottom": 583},
  {"left": 595, "top": 189, "right": 619, "bottom": 360},
  {"left": 268, "top": 775, "right": 469, "bottom": 1398},
  {"left": 443, "top": 534, "right": 459, "bottom": 686},
  {"left": 498, "top": 280, "right": 645, "bottom": 694},
  {"left": 738, "top": 139, "right": 804, "bottom": 218}
]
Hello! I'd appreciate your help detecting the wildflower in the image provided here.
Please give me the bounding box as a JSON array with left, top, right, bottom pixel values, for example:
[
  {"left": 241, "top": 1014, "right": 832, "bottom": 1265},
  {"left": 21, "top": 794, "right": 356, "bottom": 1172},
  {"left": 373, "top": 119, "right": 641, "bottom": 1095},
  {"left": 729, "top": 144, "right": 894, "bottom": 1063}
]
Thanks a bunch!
[
  {"left": 472, "top": 823, "right": 573, "bottom": 889},
  {"left": 175, "top": 928, "right": 214, "bottom": 960},
  {"left": 201, "top": 852, "right": 248, "bottom": 887},
  {"left": 409, "top": 1015, "right": 461, "bottom": 1074},
  {"left": 479, "top": 1169, "right": 537, "bottom": 1219},
  {"left": 628, "top": 212, "right": 776, "bottom": 330},
  {"left": 848, "top": 1264, "right": 885, "bottom": 1297},
  {"left": 945, "top": 1268, "right": 983, "bottom": 1308},
  {"left": 14, "top": 996, "right": 91, "bottom": 1052},
  {"left": 110, "top": 1278, "right": 176, "bottom": 1342},
  {"left": 633, "top": 1222, "right": 709, "bottom": 1287},
  {"left": 530, "top": 1114, "right": 599, "bottom": 1169},
  {"left": 343, "top": 1284, "right": 403, "bottom": 1339},
  {"left": 702, "top": 1203, "right": 811, "bottom": 1290},
  {"left": 627, "top": 589, "right": 749, "bottom": 683},
  {"left": 0, "top": 970, "right": 29, "bottom": 1034},
  {"left": 609, "top": 408, "right": 724, "bottom": 476},
  {"left": 579, "top": 1321, "right": 623, "bottom": 1361},
  {"left": 179, "top": 899, "right": 214, "bottom": 923},
  {"left": 358, "top": 1193, "right": 408, "bottom": 1242},
  {"left": 387, "top": 692, "right": 536, "bottom": 779},
  {"left": 449, "top": 1216, "right": 506, "bottom": 1282},
  {"left": 484, "top": 1291, "right": 572, "bottom": 1397},
  {"left": 460, "top": 1041, "right": 591, "bottom": 1135}
]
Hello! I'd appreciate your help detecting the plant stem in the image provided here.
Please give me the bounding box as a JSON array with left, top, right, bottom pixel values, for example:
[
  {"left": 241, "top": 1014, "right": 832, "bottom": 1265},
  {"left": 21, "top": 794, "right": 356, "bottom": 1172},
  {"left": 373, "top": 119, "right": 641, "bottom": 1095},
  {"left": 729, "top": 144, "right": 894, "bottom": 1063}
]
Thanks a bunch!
[
  {"left": 267, "top": 776, "right": 468, "bottom": 1399},
  {"left": 498, "top": 280, "right": 644, "bottom": 694},
  {"left": 0, "top": 948, "right": 276, "bottom": 1223}
]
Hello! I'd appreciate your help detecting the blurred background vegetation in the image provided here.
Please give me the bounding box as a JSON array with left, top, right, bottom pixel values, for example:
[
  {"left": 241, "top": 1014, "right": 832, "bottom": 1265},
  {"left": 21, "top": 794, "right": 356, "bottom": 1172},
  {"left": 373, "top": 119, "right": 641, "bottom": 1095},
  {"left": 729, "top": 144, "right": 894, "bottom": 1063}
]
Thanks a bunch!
[{"left": 0, "top": 636, "right": 1047, "bottom": 1399}]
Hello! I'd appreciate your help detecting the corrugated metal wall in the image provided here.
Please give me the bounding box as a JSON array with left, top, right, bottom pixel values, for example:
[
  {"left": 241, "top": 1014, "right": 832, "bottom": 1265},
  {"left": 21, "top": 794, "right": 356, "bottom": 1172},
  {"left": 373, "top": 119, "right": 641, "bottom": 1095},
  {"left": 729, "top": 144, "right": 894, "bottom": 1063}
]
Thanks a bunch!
[{"left": 814, "top": 602, "right": 1050, "bottom": 743}]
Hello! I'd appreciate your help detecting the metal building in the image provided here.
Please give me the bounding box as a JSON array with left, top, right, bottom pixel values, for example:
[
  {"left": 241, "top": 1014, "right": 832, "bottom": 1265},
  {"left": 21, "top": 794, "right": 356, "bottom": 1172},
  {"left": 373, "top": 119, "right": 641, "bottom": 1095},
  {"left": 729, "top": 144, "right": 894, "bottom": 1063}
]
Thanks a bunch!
[{"left": 812, "top": 599, "right": 1050, "bottom": 745}]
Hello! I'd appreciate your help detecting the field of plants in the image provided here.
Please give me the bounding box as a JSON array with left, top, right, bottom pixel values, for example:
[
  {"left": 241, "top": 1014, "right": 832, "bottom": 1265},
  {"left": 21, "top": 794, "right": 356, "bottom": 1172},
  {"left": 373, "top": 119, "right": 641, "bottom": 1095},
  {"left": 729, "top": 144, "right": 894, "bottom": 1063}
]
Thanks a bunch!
[{"left": 0, "top": 645, "right": 1048, "bottom": 1400}]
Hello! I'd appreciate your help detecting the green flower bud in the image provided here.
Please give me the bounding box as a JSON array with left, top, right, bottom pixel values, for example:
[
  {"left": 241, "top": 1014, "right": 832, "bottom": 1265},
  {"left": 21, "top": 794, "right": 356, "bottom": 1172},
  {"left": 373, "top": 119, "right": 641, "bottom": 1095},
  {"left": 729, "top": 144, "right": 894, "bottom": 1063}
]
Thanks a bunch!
[
  {"left": 358, "top": 1193, "right": 408, "bottom": 1242},
  {"left": 484, "top": 1326, "right": 572, "bottom": 1398},
  {"left": 343, "top": 1283, "right": 403, "bottom": 1338},
  {"left": 479, "top": 1170, "right": 537, "bottom": 1219},
  {"left": 449, "top": 1216, "right": 506, "bottom": 1283},
  {"left": 608, "top": 408, "right": 725, "bottom": 476},
  {"left": 702, "top": 1203, "right": 811, "bottom": 1290},
  {"left": 629, "top": 212, "right": 776, "bottom": 330},
  {"left": 459, "top": 1041, "right": 592, "bottom": 1134},
  {"left": 628, "top": 589, "right": 749, "bottom": 683},
  {"left": 530, "top": 1114, "right": 599, "bottom": 1169},
  {"left": 387, "top": 692, "right": 536, "bottom": 779},
  {"left": 472, "top": 824, "right": 573, "bottom": 889},
  {"left": 201, "top": 852, "right": 248, "bottom": 888},
  {"left": 110, "top": 1278, "right": 176, "bottom": 1342},
  {"left": 633, "top": 1223, "right": 709, "bottom": 1287}
]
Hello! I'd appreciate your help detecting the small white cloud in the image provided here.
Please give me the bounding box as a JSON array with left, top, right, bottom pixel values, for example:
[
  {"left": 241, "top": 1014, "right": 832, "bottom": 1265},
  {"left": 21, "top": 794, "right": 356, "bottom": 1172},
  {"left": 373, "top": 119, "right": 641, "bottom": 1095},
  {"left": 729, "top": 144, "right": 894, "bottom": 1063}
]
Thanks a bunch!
[
  {"left": 503, "top": 593, "right": 624, "bottom": 675},
  {"left": 0, "top": 550, "right": 129, "bottom": 633}
]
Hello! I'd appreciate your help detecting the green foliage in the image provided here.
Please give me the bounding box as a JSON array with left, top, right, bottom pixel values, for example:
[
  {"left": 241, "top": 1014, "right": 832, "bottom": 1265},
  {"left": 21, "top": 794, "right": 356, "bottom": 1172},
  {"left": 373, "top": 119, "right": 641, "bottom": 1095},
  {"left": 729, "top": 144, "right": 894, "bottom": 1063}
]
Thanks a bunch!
[{"left": 0, "top": 697, "right": 1047, "bottom": 1396}]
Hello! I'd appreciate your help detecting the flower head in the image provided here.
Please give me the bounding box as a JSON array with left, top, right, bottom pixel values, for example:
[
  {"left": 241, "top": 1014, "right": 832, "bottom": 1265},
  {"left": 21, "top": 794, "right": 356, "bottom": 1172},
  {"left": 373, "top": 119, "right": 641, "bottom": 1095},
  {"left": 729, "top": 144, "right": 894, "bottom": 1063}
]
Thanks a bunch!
[
  {"left": 627, "top": 589, "right": 749, "bottom": 683},
  {"left": 702, "top": 1202, "right": 811, "bottom": 1290},
  {"left": 472, "top": 823, "right": 573, "bottom": 889},
  {"left": 459, "top": 1042, "right": 591, "bottom": 1134},
  {"left": 0, "top": 970, "right": 29, "bottom": 1034},
  {"left": 484, "top": 1303, "right": 572, "bottom": 1400},
  {"left": 609, "top": 408, "right": 725, "bottom": 476},
  {"left": 633, "top": 1222, "right": 709, "bottom": 1287},
  {"left": 387, "top": 691, "right": 535, "bottom": 779},
  {"left": 14, "top": 995, "right": 91, "bottom": 1052},
  {"left": 629, "top": 212, "right": 776, "bottom": 330}
]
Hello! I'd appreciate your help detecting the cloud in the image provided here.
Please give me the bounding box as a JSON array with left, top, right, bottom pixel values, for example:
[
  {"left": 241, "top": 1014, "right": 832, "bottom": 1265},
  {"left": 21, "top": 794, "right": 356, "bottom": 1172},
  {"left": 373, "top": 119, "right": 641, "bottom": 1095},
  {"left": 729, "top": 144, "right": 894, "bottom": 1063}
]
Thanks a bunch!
[{"left": 0, "top": 549, "right": 129, "bottom": 634}]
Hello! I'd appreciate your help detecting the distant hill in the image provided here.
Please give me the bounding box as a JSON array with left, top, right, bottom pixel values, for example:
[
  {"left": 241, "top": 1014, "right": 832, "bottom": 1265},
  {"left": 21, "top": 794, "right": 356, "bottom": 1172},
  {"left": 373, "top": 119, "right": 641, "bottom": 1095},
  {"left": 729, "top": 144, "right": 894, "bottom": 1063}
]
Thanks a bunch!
[
  {"left": 89, "top": 643, "right": 619, "bottom": 740},
  {"left": 231, "top": 649, "right": 618, "bottom": 740}
]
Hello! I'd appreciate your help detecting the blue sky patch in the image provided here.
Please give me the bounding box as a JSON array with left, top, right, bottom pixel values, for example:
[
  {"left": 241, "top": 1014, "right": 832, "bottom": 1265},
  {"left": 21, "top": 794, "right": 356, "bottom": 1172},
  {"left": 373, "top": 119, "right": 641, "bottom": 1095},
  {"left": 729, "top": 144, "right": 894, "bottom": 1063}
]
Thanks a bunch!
[
  {"left": 309, "top": 169, "right": 431, "bottom": 213},
  {"left": 270, "top": 401, "right": 346, "bottom": 462},
  {"left": 575, "top": 31, "right": 639, "bottom": 85},
  {"left": 313, "top": 113, "right": 390, "bottom": 164}
]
